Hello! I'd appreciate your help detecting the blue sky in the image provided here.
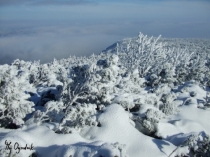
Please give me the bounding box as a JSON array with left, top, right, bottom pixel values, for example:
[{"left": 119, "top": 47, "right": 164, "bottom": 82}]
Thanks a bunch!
[{"left": 0, "top": 0, "right": 210, "bottom": 64}]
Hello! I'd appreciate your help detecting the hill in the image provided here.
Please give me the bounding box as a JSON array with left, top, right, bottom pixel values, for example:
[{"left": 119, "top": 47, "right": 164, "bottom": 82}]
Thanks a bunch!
[{"left": 0, "top": 32, "right": 210, "bottom": 157}]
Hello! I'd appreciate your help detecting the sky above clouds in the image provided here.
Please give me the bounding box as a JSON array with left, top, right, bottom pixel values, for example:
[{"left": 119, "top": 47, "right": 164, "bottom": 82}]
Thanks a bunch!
[{"left": 0, "top": 0, "right": 210, "bottom": 64}]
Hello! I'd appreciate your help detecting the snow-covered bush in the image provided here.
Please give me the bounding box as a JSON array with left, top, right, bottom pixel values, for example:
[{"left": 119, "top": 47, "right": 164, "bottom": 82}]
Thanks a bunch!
[
  {"left": 111, "top": 32, "right": 167, "bottom": 77},
  {"left": 191, "top": 133, "right": 210, "bottom": 157},
  {"left": 158, "top": 63, "right": 177, "bottom": 86},
  {"left": 134, "top": 116, "right": 157, "bottom": 137},
  {"left": 117, "top": 69, "right": 145, "bottom": 94},
  {"left": 27, "top": 101, "right": 65, "bottom": 125},
  {"left": 145, "top": 108, "right": 164, "bottom": 123},
  {"left": 81, "top": 54, "right": 121, "bottom": 107},
  {"left": 36, "top": 85, "right": 63, "bottom": 106},
  {"left": 142, "top": 119, "right": 156, "bottom": 135},
  {"left": 142, "top": 94, "right": 159, "bottom": 107},
  {"left": 134, "top": 107, "right": 165, "bottom": 137},
  {"left": 103, "top": 32, "right": 209, "bottom": 88},
  {"left": 113, "top": 94, "right": 134, "bottom": 110},
  {"left": 160, "top": 93, "right": 180, "bottom": 116},
  {"left": 147, "top": 73, "right": 160, "bottom": 87},
  {"left": 0, "top": 66, "right": 35, "bottom": 128},
  {"left": 57, "top": 103, "right": 98, "bottom": 132},
  {"left": 169, "top": 132, "right": 210, "bottom": 157}
]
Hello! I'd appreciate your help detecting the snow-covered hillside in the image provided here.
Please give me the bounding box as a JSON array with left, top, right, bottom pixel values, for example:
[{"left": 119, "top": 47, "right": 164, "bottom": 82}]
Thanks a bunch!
[{"left": 0, "top": 33, "right": 210, "bottom": 157}]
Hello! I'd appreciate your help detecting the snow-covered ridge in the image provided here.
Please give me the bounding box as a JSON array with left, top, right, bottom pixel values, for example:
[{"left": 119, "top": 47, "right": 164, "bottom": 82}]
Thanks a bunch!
[{"left": 0, "top": 32, "right": 210, "bottom": 157}]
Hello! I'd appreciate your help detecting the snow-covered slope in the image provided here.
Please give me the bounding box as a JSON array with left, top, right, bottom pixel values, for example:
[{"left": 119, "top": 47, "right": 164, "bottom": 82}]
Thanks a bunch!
[{"left": 0, "top": 33, "right": 210, "bottom": 157}]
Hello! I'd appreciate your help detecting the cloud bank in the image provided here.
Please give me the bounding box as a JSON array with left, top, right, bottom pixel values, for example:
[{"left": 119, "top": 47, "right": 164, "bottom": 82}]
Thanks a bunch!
[
  {"left": 0, "top": 24, "right": 123, "bottom": 64},
  {"left": 0, "top": 0, "right": 210, "bottom": 64}
]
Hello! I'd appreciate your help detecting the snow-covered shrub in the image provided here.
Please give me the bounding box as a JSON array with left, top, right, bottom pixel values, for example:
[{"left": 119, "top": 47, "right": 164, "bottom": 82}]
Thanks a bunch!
[
  {"left": 175, "top": 52, "right": 207, "bottom": 85},
  {"left": 203, "top": 94, "right": 210, "bottom": 110},
  {"left": 169, "top": 132, "right": 210, "bottom": 157},
  {"left": 134, "top": 107, "right": 165, "bottom": 137},
  {"left": 55, "top": 55, "right": 121, "bottom": 132},
  {"left": 59, "top": 126, "right": 73, "bottom": 134},
  {"left": 111, "top": 32, "right": 167, "bottom": 77},
  {"left": 82, "top": 54, "right": 121, "bottom": 107},
  {"left": 152, "top": 83, "right": 172, "bottom": 97},
  {"left": 27, "top": 101, "right": 65, "bottom": 125},
  {"left": 99, "top": 87, "right": 112, "bottom": 105},
  {"left": 160, "top": 93, "right": 177, "bottom": 104},
  {"left": 191, "top": 133, "right": 210, "bottom": 157},
  {"left": 47, "top": 63, "right": 99, "bottom": 133},
  {"left": 147, "top": 73, "right": 160, "bottom": 87},
  {"left": 99, "top": 54, "right": 119, "bottom": 83},
  {"left": 129, "top": 69, "right": 145, "bottom": 91},
  {"left": 145, "top": 108, "right": 164, "bottom": 123},
  {"left": 36, "top": 85, "right": 63, "bottom": 106},
  {"left": 103, "top": 32, "right": 208, "bottom": 87},
  {"left": 158, "top": 62, "right": 177, "bottom": 86},
  {"left": 134, "top": 116, "right": 157, "bottom": 137},
  {"left": 27, "top": 59, "right": 68, "bottom": 106},
  {"left": 0, "top": 66, "right": 35, "bottom": 128},
  {"left": 113, "top": 94, "right": 134, "bottom": 110},
  {"left": 142, "top": 119, "right": 156, "bottom": 135},
  {"left": 117, "top": 69, "right": 145, "bottom": 94},
  {"left": 143, "top": 94, "right": 159, "bottom": 107},
  {"left": 204, "top": 71, "right": 210, "bottom": 87},
  {"left": 160, "top": 93, "right": 180, "bottom": 116},
  {"left": 57, "top": 103, "right": 98, "bottom": 132}
]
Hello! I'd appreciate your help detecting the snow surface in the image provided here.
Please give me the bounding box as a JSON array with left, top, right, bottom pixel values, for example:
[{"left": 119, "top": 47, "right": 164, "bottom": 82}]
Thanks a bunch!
[{"left": 0, "top": 104, "right": 176, "bottom": 157}]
